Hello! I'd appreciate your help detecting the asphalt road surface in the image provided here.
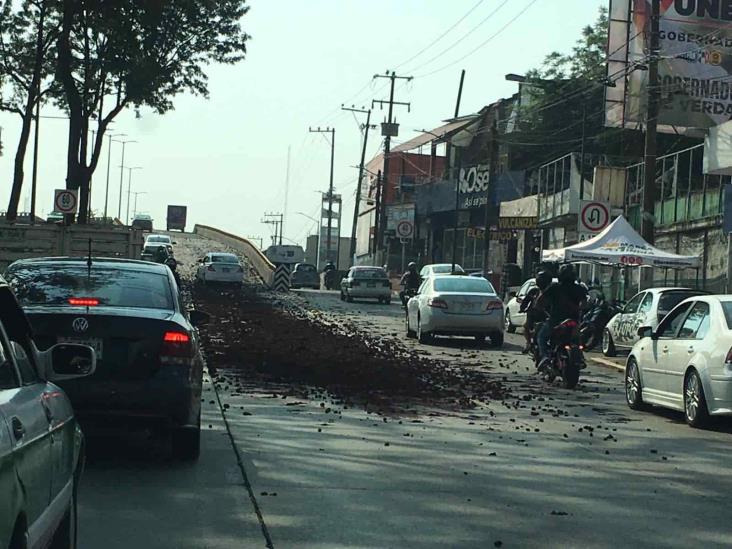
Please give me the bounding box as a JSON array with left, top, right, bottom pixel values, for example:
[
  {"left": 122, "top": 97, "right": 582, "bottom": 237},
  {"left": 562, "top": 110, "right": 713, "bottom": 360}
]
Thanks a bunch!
[{"left": 77, "top": 235, "right": 732, "bottom": 548}]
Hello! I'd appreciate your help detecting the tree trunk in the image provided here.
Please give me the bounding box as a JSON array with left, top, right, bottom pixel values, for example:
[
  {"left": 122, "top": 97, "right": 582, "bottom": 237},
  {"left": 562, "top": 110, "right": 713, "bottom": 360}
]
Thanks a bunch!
[{"left": 6, "top": 113, "right": 34, "bottom": 221}]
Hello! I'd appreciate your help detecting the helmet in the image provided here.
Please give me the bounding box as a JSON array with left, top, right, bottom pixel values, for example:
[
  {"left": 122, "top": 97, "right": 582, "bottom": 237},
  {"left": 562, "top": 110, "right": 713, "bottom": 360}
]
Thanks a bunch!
[
  {"left": 558, "top": 263, "right": 576, "bottom": 283},
  {"left": 408, "top": 261, "right": 417, "bottom": 272},
  {"left": 535, "top": 270, "right": 552, "bottom": 291},
  {"left": 165, "top": 257, "right": 178, "bottom": 270}
]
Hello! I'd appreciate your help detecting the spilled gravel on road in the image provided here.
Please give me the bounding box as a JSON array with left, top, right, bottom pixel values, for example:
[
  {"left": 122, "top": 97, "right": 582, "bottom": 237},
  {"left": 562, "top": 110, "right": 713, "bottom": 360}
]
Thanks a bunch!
[{"left": 192, "top": 284, "right": 511, "bottom": 412}]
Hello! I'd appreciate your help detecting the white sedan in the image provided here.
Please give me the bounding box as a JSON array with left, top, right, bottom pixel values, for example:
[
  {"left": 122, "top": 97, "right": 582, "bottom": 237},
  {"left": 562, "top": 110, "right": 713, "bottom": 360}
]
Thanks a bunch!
[
  {"left": 406, "top": 275, "right": 504, "bottom": 347},
  {"left": 195, "top": 252, "right": 244, "bottom": 284},
  {"left": 625, "top": 295, "right": 732, "bottom": 427},
  {"left": 603, "top": 287, "right": 705, "bottom": 356},
  {"left": 419, "top": 263, "right": 465, "bottom": 278}
]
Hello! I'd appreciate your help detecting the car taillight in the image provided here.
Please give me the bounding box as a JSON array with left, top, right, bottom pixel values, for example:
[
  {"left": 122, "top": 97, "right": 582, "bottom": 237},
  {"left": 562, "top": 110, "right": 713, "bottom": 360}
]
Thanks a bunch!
[
  {"left": 207, "top": 265, "right": 216, "bottom": 272},
  {"left": 725, "top": 347, "right": 732, "bottom": 364},
  {"left": 485, "top": 301, "right": 502, "bottom": 311},
  {"left": 428, "top": 298, "right": 448, "bottom": 309},
  {"left": 161, "top": 331, "right": 194, "bottom": 365},
  {"left": 68, "top": 298, "right": 99, "bottom": 306}
]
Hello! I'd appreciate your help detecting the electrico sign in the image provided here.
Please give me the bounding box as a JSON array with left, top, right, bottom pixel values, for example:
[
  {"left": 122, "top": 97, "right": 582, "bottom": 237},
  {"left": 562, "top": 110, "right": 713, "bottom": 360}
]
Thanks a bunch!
[
  {"left": 458, "top": 164, "right": 489, "bottom": 209},
  {"left": 608, "top": 0, "right": 732, "bottom": 129}
]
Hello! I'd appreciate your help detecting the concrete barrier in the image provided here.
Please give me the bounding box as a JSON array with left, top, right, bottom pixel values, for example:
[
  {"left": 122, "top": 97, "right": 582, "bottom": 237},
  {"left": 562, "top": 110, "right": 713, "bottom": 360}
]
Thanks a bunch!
[
  {"left": 0, "top": 222, "right": 143, "bottom": 271},
  {"left": 194, "top": 224, "right": 275, "bottom": 286}
]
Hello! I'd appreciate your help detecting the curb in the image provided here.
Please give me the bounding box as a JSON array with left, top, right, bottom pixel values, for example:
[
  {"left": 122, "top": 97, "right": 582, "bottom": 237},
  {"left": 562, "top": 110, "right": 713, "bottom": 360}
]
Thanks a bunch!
[{"left": 589, "top": 355, "right": 625, "bottom": 372}]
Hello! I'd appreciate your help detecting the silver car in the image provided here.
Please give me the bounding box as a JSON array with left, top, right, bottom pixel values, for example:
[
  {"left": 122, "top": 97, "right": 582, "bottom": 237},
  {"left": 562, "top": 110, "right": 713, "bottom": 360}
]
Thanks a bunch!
[
  {"left": 340, "top": 267, "right": 392, "bottom": 304},
  {"left": 0, "top": 277, "right": 96, "bottom": 548},
  {"left": 406, "top": 275, "right": 504, "bottom": 346}
]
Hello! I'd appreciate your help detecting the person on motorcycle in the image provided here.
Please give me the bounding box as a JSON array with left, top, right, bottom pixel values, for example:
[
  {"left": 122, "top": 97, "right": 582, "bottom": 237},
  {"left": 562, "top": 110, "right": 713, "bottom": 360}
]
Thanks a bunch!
[
  {"left": 154, "top": 245, "right": 170, "bottom": 264},
  {"left": 520, "top": 270, "right": 552, "bottom": 354},
  {"left": 536, "top": 264, "right": 587, "bottom": 370},
  {"left": 400, "top": 262, "right": 421, "bottom": 306},
  {"left": 165, "top": 257, "right": 182, "bottom": 290},
  {"left": 323, "top": 261, "right": 336, "bottom": 273}
]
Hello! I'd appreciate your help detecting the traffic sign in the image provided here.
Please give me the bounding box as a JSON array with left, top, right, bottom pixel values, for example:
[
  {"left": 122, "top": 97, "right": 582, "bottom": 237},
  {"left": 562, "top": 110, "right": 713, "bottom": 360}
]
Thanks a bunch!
[
  {"left": 579, "top": 200, "right": 610, "bottom": 233},
  {"left": 396, "top": 220, "right": 414, "bottom": 239},
  {"left": 54, "top": 189, "right": 78, "bottom": 214}
]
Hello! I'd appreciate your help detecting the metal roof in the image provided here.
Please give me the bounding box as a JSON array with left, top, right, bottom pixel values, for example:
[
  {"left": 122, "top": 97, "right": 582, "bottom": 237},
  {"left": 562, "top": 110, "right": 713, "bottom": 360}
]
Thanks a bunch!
[{"left": 390, "top": 115, "right": 479, "bottom": 153}]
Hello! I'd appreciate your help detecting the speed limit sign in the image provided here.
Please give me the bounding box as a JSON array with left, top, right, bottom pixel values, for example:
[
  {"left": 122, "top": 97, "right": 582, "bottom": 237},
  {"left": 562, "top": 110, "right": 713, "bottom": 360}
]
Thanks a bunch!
[
  {"left": 54, "top": 189, "right": 78, "bottom": 214},
  {"left": 579, "top": 200, "right": 609, "bottom": 234},
  {"left": 396, "top": 220, "right": 414, "bottom": 239}
]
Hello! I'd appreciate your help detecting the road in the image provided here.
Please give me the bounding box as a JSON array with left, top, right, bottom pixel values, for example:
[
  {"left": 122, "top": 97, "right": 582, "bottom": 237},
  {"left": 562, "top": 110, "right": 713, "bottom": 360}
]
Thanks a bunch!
[{"left": 78, "top": 234, "right": 732, "bottom": 548}]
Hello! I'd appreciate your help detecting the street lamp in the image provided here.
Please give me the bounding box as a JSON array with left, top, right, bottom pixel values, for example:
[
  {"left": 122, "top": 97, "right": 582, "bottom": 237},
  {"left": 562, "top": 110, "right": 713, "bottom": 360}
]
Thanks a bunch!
[
  {"left": 117, "top": 139, "right": 137, "bottom": 219},
  {"left": 104, "top": 133, "right": 126, "bottom": 221},
  {"left": 120, "top": 166, "right": 142, "bottom": 225},
  {"left": 131, "top": 191, "right": 147, "bottom": 219}
]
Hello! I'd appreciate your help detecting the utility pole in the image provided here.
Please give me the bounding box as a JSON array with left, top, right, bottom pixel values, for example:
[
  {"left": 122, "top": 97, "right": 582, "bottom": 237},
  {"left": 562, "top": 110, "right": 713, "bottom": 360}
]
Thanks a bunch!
[
  {"left": 117, "top": 139, "right": 137, "bottom": 219},
  {"left": 641, "top": 0, "right": 660, "bottom": 248},
  {"left": 373, "top": 170, "right": 382, "bottom": 256},
  {"left": 372, "top": 71, "right": 413, "bottom": 265},
  {"left": 30, "top": 98, "right": 40, "bottom": 223},
  {"left": 123, "top": 166, "right": 142, "bottom": 225},
  {"left": 105, "top": 133, "right": 125, "bottom": 221},
  {"left": 341, "top": 105, "right": 373, "bottom": 265},
  {"left": 309, "top": 127, "right": 336, "bottom": 263},
  {"left": 579, "top": 102, "right": 587, "bottom": 200},
  {"left": 131, "top": 191, "right": 147, "bottom": 219},
  {"left": 482, "top": 121, "right": 499, "bottom": 276},
  {"left": 262, "top": 213, "right": 284, "bottom": 246}
]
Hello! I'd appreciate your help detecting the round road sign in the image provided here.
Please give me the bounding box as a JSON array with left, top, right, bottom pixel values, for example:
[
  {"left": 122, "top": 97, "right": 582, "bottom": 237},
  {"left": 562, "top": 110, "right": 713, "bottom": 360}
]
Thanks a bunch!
[
  {"left": 396, "top": 220, "right": 414, "bottom": 239},
  {"left": 580, "top": 202, "right": 609, "bottom": 233},
  {"left": 54, "top": 189, "right": 78, "bottom": 214}
]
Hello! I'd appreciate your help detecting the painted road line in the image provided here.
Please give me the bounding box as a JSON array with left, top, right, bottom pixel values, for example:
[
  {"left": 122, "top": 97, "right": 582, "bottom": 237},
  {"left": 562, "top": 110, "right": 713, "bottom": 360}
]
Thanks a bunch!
[{"left": 589, "top": 355, "right": 625, "bottom": 372}]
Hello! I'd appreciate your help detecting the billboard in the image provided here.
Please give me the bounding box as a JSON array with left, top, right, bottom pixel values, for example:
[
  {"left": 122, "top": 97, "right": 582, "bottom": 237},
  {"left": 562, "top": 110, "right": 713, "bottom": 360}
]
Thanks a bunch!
[
  {"left": 607, "top": 0, "right": 732, "bottom": 129},
  {"left": 458, "top": 164, "right": 490, "bottom": 209}
]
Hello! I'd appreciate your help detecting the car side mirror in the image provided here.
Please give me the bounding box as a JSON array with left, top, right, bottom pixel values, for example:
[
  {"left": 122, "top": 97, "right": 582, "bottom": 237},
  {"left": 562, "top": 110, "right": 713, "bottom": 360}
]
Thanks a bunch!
[
  {"left": 173, "top": 241, "right": 178, "bottom": 245},
  {"left": 189, "top": 309, "right": 210, "bottom": 327},
  {"left": 637, "top": 326, "right": 655, "bottom": 340},
  {"left": 509, "top": 291, "right": 517, "bottom": 298},
  {"left": 47, "top": 343, "right": 96, "bottom": 381}
]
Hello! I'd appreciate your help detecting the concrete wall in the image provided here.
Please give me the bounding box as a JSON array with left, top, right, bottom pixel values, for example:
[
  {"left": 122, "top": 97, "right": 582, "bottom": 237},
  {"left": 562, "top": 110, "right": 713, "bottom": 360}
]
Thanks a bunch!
[
  {"left": 0, "top": 222, "right": 142, "bottom": 271},
  {"left": 194, "top": 224, "right": 275, "bottom": 286}
]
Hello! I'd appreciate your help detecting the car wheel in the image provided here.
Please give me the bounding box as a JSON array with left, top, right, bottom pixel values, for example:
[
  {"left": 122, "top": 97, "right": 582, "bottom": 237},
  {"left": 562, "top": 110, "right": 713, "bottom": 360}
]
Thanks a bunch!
[
  {"left": 406, "top": 312, "right": 416, "bottom": 339},
  {"left": 49, "top": 475, "right": 77, "bottom": 549},
  {"left": 490, "top": 332, "right": 504, "bottom": 348},
  {"left": 172, "top": 426, "right": 201, "bottom": 461},
  {"left": 474, "top": 335, "right": 486, "bottom": 345},
  {"left": 625, "top": 357, "right": 646, "bottom": 410},
  {"left": 417, "top": 316, "right": 431, "bottom": 344},
  {"left": 340, "top": 291, "right": 345, "bottom": 301},
  {"left": 602, "top": 329, "right": 616, "bottom": 357},
  {"left": 684, "top": 369, "right": 709, "bottom": 428},
  {"left": 505, "top": 310, "right": 516, "bottom": 333}
]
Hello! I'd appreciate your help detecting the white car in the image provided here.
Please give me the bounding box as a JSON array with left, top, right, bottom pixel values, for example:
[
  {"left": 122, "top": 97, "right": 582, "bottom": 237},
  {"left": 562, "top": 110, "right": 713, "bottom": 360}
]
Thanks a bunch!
[
  {"left": 340, "top": 266, "right": 392, "bottom": 304},
  {"left": 419, "top": 263, "right": 465, "bottom": 279},
  {"left": 625, "top": 295, "right": 732, "bottom": 427},
  {"left": 406, "top": 275, "right": 504, "bottom": 346},
  {"left": 196, "top": 252, "right": 244, "bottom": 284},
  {"left": 504, "top": 277, "right": 557, "bottom": 333},
  {"left": 145, "top": 233, "right": 173, "bottom": 247},
  {"left": 603, "top": 287, "right": 705, "bottom": 356}
]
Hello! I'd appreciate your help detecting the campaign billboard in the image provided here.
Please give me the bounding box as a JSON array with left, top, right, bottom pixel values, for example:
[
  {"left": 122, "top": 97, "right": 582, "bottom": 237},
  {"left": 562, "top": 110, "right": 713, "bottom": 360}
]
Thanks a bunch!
[{"left": 607, "top": 0, "right": 732, "bottom": 129}]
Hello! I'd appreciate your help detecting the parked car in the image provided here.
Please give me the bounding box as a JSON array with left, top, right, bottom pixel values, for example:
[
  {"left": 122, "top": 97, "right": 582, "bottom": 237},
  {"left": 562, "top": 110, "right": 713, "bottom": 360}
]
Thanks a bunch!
[
  {"left": 340, "top": 266, "right": 391, "bottom": 304},
  {"left": 5, "top": 257, "right": 208, "bottom": 460},
  {"left": 0, "top": 275, "right": 96, "bottom": 548},
  {"left": 504, "top": 277, "right": 558, "bottom": 333},
  {"left": 290, "top": 263, "right": 320, "bottom": 289},
  {"left": 603, "top": 287, "right": 706, "bottom": 356},
  {"left": 419, "top": 263, "right": 465, "bottom": 279},
  {"left": 625, "top": 295, "right": 732, "bottom": 427},
  {"left": 195, "top": 252, "right": 245, "bottom": 284},
  {"left": 406, "top": 275, "right": 504, "bottom": 346}
]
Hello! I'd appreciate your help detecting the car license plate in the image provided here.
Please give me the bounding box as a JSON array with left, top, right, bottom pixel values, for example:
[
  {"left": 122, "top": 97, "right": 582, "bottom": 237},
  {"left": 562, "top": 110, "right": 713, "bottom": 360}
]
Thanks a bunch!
[
  {"left": 367, "top": 282, "right": 376, "bottom": 288},
  {"left": 58, "top": 337, "right": 103, "bottom": 359},
  {"left": 458, "top": 302, "right": 476, "bottom": 312}
]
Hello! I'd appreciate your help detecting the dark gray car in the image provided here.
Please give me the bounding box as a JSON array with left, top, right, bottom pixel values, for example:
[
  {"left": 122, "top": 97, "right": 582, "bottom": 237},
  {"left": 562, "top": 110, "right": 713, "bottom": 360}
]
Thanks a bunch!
[{"left": 290, "top": 263, "right": 320, "bottom": 289}]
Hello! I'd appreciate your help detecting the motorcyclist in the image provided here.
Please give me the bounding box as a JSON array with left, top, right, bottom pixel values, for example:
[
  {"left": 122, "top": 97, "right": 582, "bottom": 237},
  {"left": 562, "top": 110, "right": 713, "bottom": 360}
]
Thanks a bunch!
[
  {"left": 536, "top": 264, "right": 588, "bottom": 370},
  {"left": 323, "top": 261, "right": 336, "bottom": 289},
  {"left": 154, "top": 245, "right": 170, "bottom": 264},
  {"left": 520, "top": 270, "right": 552, "bottom": 354},
  {"left": 323, "top": 261, "right": 336, "bottom": 273},
  {"left": 165, "top": 257, "right": 182, "bottom": 290},
  {"left": 399, "top": 262, "right": 421, "bottom": 306}
]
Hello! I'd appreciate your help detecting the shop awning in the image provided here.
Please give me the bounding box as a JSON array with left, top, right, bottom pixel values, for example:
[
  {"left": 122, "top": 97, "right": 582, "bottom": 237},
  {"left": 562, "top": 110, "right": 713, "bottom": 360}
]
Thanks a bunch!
[{"left": 541, "top": 216, "right": 701, "bottom": 269}]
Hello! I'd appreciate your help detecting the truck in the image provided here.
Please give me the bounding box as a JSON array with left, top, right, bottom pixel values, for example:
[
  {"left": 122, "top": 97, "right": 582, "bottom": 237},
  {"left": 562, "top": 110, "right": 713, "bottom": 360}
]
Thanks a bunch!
[
  {"left": 166, "top": 205, "right": 187, "bottom": 232},
  {"left": 264, "top": 244, "right": 305, "bottom": 266}
]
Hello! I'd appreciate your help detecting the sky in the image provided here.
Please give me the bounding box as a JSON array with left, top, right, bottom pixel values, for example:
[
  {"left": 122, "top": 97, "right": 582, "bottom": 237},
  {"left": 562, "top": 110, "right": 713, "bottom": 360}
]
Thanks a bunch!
[{"left": 0, "top": 0, "right": 607, "bottom": 249}]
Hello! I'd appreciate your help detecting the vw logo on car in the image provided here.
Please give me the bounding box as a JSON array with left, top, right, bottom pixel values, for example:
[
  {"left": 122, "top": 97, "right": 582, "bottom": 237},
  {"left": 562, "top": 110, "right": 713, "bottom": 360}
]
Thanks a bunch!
[{"left": 72, "top": 317, "right": 89, "bottom": 333}]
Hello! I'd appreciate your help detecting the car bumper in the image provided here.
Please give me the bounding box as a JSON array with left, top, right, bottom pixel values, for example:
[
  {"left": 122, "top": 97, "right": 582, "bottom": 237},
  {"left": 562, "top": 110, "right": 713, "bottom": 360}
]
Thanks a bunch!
[
  {"left": 58, "top": 365, "right": 202, "bottom": 430},
  {"left": 708, "top": 368, "right": 732, "bottom": 415},
  {"left": 204, "top": 270, "right": 243, "bottom": 283},
  {"left": 292, "top": 277, "right": 320, "bottom": 288},
  {"left": 346, "top": 287, "right": 391, "bottom": 298},
  {"left": 423, "top": 309, "right": 504, "bottom": 335}
]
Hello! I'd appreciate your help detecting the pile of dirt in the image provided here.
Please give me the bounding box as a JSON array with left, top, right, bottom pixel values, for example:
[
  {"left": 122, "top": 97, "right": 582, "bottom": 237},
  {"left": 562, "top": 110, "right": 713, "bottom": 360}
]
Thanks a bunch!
[{"left": 193, "top": 285, "right": 511, "bottom": 410}]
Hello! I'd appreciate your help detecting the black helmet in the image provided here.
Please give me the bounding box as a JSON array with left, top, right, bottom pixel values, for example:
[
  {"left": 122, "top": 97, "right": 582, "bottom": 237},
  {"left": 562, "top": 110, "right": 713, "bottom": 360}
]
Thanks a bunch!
[
  {"left": 408, "top": 261, "right": 417, "bottom": 272},
  {"left": 558, "top": 263, "right": 576, "bottom": 283},
  {"left": 536, "top": 270, "right": 552, "bottom": 291},
  {"left": 165, "top": 257, "right": 178, "bottom": 270}
]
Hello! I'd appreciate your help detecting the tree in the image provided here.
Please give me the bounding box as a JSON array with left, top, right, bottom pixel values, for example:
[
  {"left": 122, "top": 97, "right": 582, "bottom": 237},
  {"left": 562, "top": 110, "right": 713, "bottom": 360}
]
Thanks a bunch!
[
  {"left": 0, "top": 0, "right": 60, "bottom": 221},
  {"left": 54, "top": 0, "right": 250, "bottom": 223}
]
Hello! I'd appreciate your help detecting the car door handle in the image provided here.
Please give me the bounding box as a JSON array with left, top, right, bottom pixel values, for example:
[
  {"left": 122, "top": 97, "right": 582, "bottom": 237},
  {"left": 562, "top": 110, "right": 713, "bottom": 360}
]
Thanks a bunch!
[
  {"left": 11, "top": 417, "right": 24, "bottom": 441},
  {"left": 688, "top": 346, "right": 694, "bottom": 354},
  {"left": 661, "top": 346, "right": 669, "bottom": 354}
]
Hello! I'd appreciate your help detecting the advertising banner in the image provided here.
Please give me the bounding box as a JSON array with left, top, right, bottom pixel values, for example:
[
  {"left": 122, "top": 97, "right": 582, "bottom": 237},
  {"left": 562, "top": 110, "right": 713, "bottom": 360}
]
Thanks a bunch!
[
  {"left": 458, "top": 164, "right": 490, "bottom": 209},
  {"left": 611, "top": 0, "right": 732, "bottom": 129}
]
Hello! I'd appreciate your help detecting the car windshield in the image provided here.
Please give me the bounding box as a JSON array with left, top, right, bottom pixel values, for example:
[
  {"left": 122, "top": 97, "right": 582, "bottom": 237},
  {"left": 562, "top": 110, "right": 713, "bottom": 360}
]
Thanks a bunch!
[
  {"left": 353, "top": 268, "right": 387, "bottom": 279},
  {"left": 211, "top": 254, "right": 239, "bottom": 264},
  {"left": 146, "top": 236, "right": 169, "bottom": 243},
  {"left": 297, "top": 264, "right": 316, "bottom": 272},
  {"left": 659, "top": 291, "right": 703, "bottom": 313},
  {"left": 433, "top": 277, "right": 495, "bottom": 294},
  {"left": 431, "top": 265, "right": 463, "bottom": 274},
  {"left": 6, "top": 264, "right": 174, "bottom": 310}
]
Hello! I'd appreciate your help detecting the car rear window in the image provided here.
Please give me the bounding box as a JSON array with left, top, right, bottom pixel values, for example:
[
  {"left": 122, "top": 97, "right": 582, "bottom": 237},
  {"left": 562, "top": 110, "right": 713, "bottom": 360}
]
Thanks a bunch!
[
  {"left": 6, "top": 264, "right": 174, "bottom": 310},
  {"left": 722, "top": 302, "right": 732, "bottom": 329},
  {"left": 434, "top": 277, "right": 496, "bottom": 294},
  {"left": 147, "top": 236, "right": 169, "bottom": 243},
  {"left": 296, "top": 264, "right": 316, "bottom": 272},
  {"left": 211, "top": 254, "right": 238, "bottom": 263},
  {"left": 658, "top": 291, "right": 704, "bottom": 314},
  {"left": 353, "top": 268, "right": 387, "bottom": 279},
  {"left": 431, "top": 265, "right": 464, "bottom": 274}
]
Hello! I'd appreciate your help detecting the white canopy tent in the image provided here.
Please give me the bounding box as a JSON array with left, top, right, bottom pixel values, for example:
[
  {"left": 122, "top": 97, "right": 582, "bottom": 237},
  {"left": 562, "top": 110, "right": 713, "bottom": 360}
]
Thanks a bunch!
[{"left": 541, "top": 216, "right": 701, "bottom": 269}]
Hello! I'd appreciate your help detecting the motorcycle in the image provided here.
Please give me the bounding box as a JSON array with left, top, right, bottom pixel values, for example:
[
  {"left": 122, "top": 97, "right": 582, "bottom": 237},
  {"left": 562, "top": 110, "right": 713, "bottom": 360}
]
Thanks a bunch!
[
  {"left": 579, "top": 298, "right": 622, "bottom": 351},
  {"left": 400, "top": 286, "right": 418, "bottom": 307},
  {"left": 533, "top": 318, "right": 585, "bottom": 389}
]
